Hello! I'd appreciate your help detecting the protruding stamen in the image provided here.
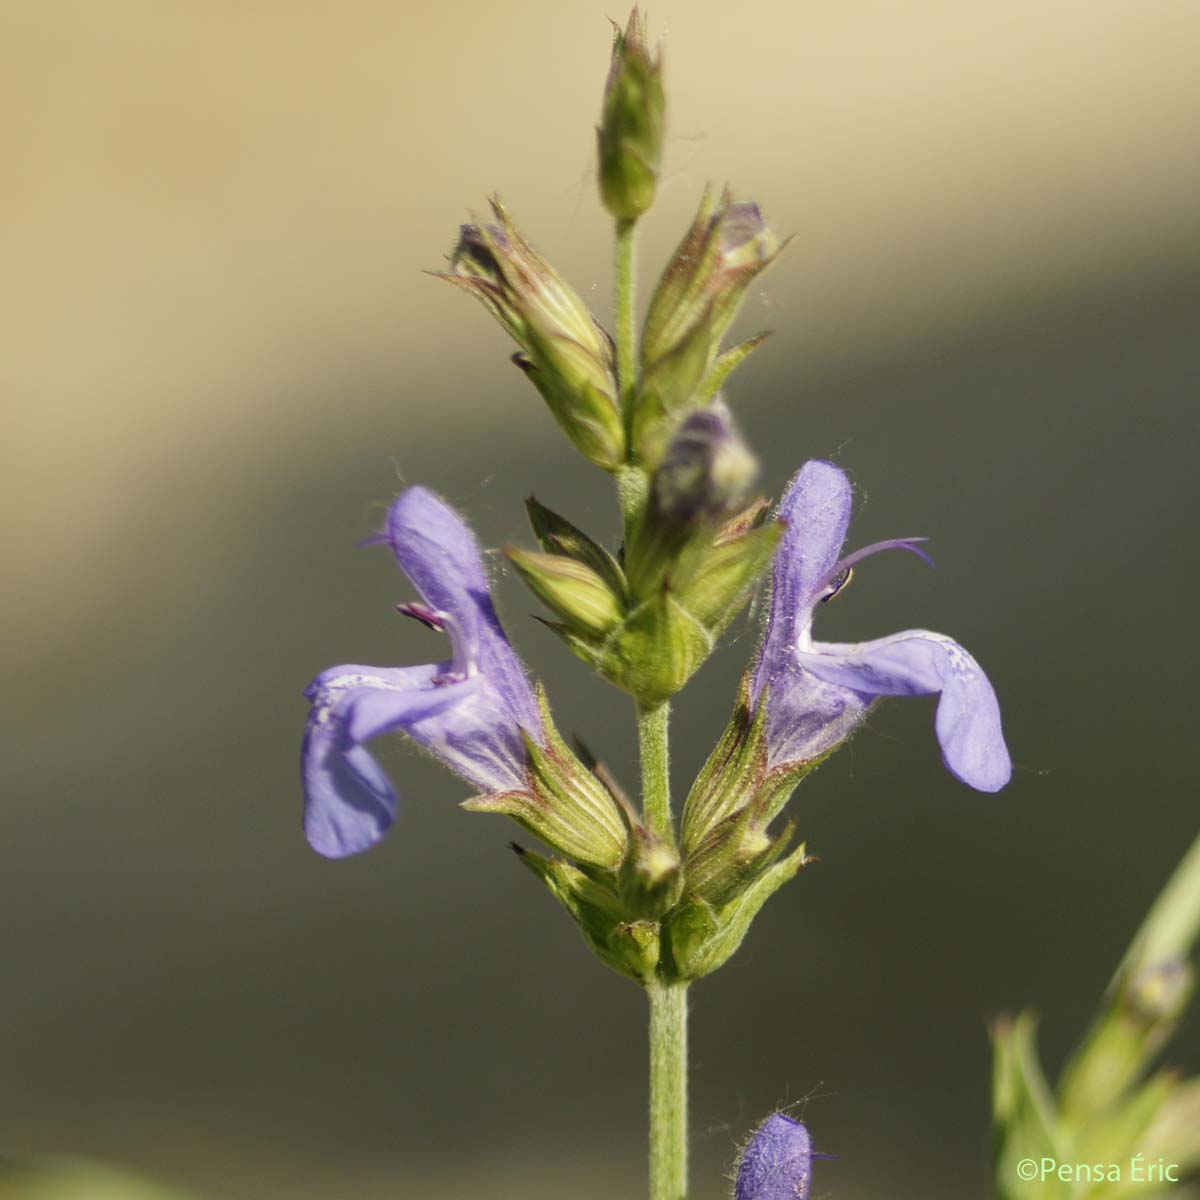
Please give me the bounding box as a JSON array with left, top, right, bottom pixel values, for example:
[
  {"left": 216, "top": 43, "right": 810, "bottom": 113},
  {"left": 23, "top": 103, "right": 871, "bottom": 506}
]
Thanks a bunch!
[
  {"left": 815, "top": 537, "right": 933, "bottom": 601},
  {"left": 820, "top": 565, "right": 853, "bottom": 603},
  {"left": 395, "top": 602, "right": 447, "bottom": 632}
]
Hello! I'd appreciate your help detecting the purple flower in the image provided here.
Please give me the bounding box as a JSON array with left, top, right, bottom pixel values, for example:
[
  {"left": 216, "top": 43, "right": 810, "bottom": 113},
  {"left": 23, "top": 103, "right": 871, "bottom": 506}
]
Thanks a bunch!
[
  {"left": 752, "top": 460, "right": 1011, "bottom": 792},
  {"left": 302, "top": 487, "right": 543, "bottom": 858},
  {"left": 736, "top": 1112, "right": 813, "bottom": 1200}
]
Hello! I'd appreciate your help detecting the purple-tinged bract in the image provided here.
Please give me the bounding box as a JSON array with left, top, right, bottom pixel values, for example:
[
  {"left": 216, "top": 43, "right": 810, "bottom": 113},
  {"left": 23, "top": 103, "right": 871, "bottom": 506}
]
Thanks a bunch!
[
  {"left": 752, "top": 459, "right": 1011, "bottom": 791},
  {"left": 735, "top": 1112, "right": 812, "bottom": 1200},
  {"left": 302, "top": 487, "right": 543, "bottom": 858}
]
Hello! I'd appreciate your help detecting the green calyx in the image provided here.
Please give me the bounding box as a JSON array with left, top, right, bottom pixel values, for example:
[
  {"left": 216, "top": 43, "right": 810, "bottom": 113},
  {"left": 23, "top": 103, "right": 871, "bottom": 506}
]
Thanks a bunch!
[
  {"left": 508, "top": 673, "right": 845, "bottom": 986},
  {"left": 662, "top": 842, "right": 813, "bottom": 982},
  {"left": 515, "top": 455, "right": 778, "bottom": 707},
  {"left": 463, "top": 685, "right": 628, "bottom": 870},
  {"left": 676, "top": 675, "right": 830, "bottom": 909},
  {"left": 436, "top": 198, "right": 626, "bottom": 469},
  {"left": 515, "top": 845, "right": 662, "bottom": 983},
  {"left": 505, "top": 545, "right": 625, "bottom": 639},
  {"left": 631, "top": 187, "right": 784, "bottom": 464}
]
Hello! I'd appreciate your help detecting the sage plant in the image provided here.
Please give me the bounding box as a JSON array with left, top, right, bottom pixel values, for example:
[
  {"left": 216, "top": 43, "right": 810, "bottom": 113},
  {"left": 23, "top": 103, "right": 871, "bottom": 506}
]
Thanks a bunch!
[{"left": 300, "top": 10, "right": 1011, "bottom": 1197}]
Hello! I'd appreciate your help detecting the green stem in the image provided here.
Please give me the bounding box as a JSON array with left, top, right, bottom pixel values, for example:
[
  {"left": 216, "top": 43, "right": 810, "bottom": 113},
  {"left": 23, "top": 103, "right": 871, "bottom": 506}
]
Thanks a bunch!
[
  {"left": 649, "top": 981, "right": 688, "bottom": 1200},
  {"left": 618, "top": 210, "right": 687, "bottom": 1200},
  {"left": 637, "top": 701, "right": 672, "bottom": 841},
  {"left": 638, "top": 700, "right": 686, "bottom": 1198}
]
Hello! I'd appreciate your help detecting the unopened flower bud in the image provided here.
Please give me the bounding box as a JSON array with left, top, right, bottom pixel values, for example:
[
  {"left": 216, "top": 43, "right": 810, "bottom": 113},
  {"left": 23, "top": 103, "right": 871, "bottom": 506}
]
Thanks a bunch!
[
  {"left": 634, "top": 189, "right": 783, "bottom": 461},
  {"left": 523, "top": 415, "right": 780, "bottom": 707},
  {"left": 685, "top": 813, "right": 798, "bottom": 908},
  {"left": 665, "top": 837, "right": 810, "bottom": 979},
  {"left": 524, "top": 495, "right": 629, "bottom": 601},
  {"left": 619, "top": 822, "right": 683, "bottom": 918},
  {"left": 624, "top": 403, "right": 758, "bottom": 597},
  {"left": 735, "top": 1113, "right": 814, "bottom": 1200},
  {"left": 504, "top": 545, "right": 625, "bottom": 639},
  {"left": 598, "top": 7, "right": 665, "bottom": 222},
  {"left": 513, "top": 844, "right": 660, "bottom": 983},
  {"left": 437, "top": 199, "right": 625, "bottom": 469},
  {"left": 651, "top": 405, "right": 757, "bottom": 526}
]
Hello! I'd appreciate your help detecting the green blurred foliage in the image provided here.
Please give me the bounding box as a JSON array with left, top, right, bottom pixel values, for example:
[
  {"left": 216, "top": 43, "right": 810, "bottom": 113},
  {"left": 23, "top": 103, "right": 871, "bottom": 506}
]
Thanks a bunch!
[
  {"left": 995, "top": 838, "right": 1200, "bottom": 1198},
  {"left": 0, "top": 1161, "right": 204, "bottom": 1200}
]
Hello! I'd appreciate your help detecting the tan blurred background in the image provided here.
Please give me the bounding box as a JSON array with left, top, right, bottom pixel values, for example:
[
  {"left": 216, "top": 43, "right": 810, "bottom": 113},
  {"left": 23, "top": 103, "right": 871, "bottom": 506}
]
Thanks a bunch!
[{"left": 2, "top": 1, "right": 1198, "bottom": 1197}]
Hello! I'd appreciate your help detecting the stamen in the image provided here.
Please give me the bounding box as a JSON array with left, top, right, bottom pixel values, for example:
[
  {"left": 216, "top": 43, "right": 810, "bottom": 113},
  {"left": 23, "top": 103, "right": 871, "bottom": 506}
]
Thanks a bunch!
[
  {"left": 820, "top": 565, "right": 853, "bottom": 603},
  {"left": 395, "top": 602, "right": 447, "bottom": 632},
  {"left": 397, "top": 604, "right": 478, "bottom": 681},
  {"left": 814, "top": 537, "right": 933, "bottom": 601}
]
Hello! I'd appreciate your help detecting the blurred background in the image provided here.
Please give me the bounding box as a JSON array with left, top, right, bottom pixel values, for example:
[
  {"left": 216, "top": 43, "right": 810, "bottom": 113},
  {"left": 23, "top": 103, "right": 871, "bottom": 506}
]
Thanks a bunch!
[{"left": 3, "top": 1, "right": 1198, "bottom": 1197}]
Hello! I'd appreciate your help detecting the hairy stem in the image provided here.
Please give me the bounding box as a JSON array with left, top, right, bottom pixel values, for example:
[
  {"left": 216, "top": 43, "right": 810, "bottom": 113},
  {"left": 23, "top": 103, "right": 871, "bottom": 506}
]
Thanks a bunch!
[
  {"left": 637, "top": 701, "right": 672, "bottom": 842},
  {"left": 649, "top": 980, "right": 689, "bottom": 1200},
  {"left": 618, "top": 210, "right": 688, "bottom": 1200},
  {"left": 638, "top": 700, "right": 686, "bottom": 1198}
]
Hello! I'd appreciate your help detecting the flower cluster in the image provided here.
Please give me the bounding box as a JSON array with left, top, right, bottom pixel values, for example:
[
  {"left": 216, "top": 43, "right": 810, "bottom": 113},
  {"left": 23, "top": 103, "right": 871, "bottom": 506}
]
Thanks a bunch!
[{"left": 300, "top": 460, "right": 1010, "bottom": 980}]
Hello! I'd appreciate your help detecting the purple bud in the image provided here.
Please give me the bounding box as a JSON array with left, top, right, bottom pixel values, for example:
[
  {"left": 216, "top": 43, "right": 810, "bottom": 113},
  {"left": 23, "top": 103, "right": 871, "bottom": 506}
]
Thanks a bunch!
[
  {"left": 651, "top": 403, "right": 757, "bottom": 526},
  {"left": 735, "top": 1113, "right": 813, "bottom": 1200}
]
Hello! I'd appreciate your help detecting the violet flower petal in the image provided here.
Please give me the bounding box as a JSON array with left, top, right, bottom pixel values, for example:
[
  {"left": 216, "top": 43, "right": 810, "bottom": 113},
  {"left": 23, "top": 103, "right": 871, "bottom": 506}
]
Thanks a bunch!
[
  {"left": 797, "top": 630, "right": 1011, "bottom": 792},
  {"left": 761, "top": 667, "right": 872, "bottom": 768},
  {"left": 302, "top": 666, "right": 466, "bottom": 858},
  {"left": 735, "top": 1112, "right": 813, "bottom": 1200},
  {"left": 386, "top": 487, "right": 541, "bottom": 737},
  {"left": 752, "top": 459, "right": 852, "bottom": 705}
]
